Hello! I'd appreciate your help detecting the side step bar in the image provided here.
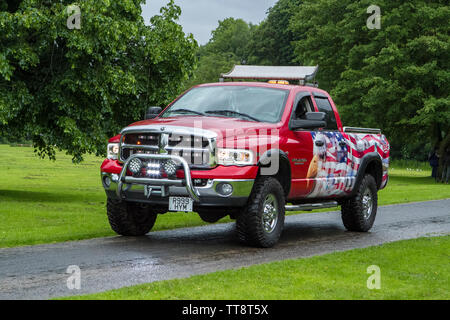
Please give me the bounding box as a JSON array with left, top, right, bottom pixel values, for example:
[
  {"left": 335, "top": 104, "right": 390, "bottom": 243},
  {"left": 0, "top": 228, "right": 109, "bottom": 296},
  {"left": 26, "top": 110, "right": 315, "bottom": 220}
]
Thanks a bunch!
[{"left": 285, "top": 201, "right": 339, "bottom": 212}]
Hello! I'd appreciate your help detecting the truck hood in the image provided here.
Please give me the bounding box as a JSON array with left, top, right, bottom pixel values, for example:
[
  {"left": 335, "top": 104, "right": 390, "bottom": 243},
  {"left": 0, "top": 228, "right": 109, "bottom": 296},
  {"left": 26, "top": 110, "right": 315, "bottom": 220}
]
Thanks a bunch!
[
  {"left": 121, "top": 116, "right": 282, "bottom": 149},
  {"left": 128, "top": 116, "right": 278, "bottom": 132}
]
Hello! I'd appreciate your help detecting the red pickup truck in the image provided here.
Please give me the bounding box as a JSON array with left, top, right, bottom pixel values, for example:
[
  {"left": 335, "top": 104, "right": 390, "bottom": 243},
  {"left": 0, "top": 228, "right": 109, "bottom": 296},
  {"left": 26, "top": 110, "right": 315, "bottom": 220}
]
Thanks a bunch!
[{"left": 101, "top": 66, "right": 390, "bottom": 247}]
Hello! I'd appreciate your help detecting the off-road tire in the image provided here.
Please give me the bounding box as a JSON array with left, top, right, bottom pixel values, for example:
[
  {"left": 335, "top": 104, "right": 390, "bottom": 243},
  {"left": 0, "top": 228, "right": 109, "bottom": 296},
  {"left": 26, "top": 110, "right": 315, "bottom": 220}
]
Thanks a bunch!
[
  {"left": 197, "top": 209, "right": 228, "bottom": 223},
  {"left": 107, "top": 198, "right": 157, "bottom": 236},
  {"left": 341, "top": 174, "right": 378, "bottom": 232},
  {"left": 236, "top": 177, "right": 285, "bottom": 248}
]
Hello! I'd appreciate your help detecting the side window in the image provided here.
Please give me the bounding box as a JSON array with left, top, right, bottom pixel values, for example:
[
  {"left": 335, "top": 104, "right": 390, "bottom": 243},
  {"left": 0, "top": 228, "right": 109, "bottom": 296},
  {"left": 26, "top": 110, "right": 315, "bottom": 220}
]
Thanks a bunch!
[
  {"left": 293, "top": 96, "right": 313, "bottom": 120},
  {"left": 314, "top": 97, "right": 338, "bottom": 130}
]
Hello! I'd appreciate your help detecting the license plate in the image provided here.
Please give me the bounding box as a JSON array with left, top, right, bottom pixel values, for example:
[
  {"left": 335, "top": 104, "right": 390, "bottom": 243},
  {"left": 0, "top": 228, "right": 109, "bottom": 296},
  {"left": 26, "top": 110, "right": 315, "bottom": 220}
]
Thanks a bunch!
[{"left": 169, "top": 197, "right": 194, "bottom": 212}]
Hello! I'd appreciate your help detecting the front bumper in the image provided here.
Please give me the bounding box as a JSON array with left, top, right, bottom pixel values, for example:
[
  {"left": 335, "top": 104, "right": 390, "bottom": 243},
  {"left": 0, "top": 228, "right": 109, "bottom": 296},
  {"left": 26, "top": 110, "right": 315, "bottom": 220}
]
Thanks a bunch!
[{"left": 101, "top": 154, "right": 255, "bottom": 208}]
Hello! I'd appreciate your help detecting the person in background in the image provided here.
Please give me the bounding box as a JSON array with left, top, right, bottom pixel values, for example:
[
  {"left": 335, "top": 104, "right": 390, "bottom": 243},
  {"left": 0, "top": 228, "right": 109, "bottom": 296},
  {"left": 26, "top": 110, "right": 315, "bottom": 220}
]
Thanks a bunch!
[
  {"left": 428, "top": 148, "right": 439, "bottom": 180},
  {"left": 441, "top": 147, "right": 450, "bottom": 184}
]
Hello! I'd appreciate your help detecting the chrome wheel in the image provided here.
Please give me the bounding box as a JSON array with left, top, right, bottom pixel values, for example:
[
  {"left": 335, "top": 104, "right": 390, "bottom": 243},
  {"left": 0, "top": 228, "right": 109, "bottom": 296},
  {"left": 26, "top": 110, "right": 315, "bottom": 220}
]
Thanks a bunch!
[
  {"left": 262, "top": 194, "right": 278, "bottom": 233},
  {"left": 362, "top": 188, "right": 373, "bottom": 220}
]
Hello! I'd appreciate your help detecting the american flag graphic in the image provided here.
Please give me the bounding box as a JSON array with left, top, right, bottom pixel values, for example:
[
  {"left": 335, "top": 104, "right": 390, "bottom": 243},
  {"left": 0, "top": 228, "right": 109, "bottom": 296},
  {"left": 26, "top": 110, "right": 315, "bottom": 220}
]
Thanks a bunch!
[{"left": 308, "top": 131, "right": 389, "bottom": 198}]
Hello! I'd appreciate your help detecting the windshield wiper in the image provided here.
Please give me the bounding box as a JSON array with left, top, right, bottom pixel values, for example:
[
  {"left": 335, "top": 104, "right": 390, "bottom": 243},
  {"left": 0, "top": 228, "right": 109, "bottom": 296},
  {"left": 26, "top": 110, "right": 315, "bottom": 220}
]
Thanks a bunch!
[
  {"left": 205, "top": 110, "right": 260, "bottom": 122},
  {"left": 167, "top": 109, "right": 206, "bottom": 116}
]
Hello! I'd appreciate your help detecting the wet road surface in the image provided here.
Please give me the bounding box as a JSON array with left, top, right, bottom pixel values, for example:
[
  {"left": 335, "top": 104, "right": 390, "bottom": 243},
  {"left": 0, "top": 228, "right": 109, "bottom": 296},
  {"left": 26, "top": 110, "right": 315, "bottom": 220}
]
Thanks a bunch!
[{"left": 0, "top": 199, "right": 449, "bottom": 299}]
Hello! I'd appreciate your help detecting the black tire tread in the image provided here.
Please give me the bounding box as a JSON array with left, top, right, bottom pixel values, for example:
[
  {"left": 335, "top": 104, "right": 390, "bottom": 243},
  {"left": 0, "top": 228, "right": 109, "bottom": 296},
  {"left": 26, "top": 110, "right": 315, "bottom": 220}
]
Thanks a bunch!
[
  {"left": 197, "top": 209, "right": 227, "bottom": 223},
  {"left": 236, "top": 177, "right": 285, "bottom": 248},
  {"left": 107, "top": 198, "right": 157, "bottom": 236},
  {"left": 341, "top": 174, "right": 378, "bottom": 232}
]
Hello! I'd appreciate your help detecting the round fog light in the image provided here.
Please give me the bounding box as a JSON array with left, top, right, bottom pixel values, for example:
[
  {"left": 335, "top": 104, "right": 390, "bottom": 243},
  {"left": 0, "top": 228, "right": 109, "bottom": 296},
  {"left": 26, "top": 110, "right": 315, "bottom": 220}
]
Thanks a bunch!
[
  {"left": 163, "top": 160, "right": 177, "bottom": 176},
  {"left": 129, "top": 158, "right": 143, "bottom": 174},
  {"left": 216, "top": 183, "right": 233, "bottom": 197}
]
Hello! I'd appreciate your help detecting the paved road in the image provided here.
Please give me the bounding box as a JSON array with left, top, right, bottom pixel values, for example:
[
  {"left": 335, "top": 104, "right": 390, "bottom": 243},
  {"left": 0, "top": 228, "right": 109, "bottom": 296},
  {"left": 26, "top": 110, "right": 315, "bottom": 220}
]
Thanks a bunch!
[{"left": 0, "top": 199, "right": 449, "bottom": 299}]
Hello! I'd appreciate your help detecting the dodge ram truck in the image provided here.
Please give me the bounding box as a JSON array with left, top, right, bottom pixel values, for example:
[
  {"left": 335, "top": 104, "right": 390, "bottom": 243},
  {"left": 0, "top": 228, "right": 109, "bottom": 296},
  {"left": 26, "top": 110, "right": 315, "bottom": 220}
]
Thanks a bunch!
[{"left": 101, "top": 66, "right": 390, "bottom": 247}]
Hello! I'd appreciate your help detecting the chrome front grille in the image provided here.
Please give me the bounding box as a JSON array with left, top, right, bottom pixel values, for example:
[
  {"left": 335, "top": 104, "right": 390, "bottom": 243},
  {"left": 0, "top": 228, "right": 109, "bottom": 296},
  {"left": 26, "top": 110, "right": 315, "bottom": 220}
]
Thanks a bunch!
[
  {"left": 124, "top": 133, "right": 159, "bottom": 146},
  {"left": 119, "top": 128, "right": 214, "bottom": 168},
  {"left": 120, "top": 132, "right": 160, "bottom": 161},
  {"left": 168, "top": 134, "right": 209, "bottom": 148}
]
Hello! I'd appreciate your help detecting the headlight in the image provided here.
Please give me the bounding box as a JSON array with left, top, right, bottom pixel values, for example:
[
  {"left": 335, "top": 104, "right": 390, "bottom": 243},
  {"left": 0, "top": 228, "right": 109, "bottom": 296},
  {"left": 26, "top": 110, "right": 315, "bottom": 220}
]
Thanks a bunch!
[
  {"left": 217, "top": 149, "right": 254, "bottom": 166},
  {"left": 107, "top": 143, "right": 119, "bottom": 160}
]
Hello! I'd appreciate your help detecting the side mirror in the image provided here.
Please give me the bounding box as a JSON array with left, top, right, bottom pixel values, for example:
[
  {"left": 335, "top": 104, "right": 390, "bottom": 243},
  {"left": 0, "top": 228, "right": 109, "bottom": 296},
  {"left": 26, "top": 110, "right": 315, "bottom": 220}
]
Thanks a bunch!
[
  {"left": 145, "top": 106, "right": 162, "bottom": 120},
  {"left": 290, "top": 112, "right": 327, "bottom": 130}
]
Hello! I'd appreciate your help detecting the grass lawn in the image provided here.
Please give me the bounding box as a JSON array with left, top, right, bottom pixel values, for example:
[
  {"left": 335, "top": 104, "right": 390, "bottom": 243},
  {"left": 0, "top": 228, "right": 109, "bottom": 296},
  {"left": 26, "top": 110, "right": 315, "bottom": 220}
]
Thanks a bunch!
[
  {"left": 0, "top": 145, "right": 214, "bottom": 248},
  {"left": 66, "top": 236, "right": 450, "bottom": 300},
  {"left": 0, "top": 145, "right": 449, "bottom": 248}
]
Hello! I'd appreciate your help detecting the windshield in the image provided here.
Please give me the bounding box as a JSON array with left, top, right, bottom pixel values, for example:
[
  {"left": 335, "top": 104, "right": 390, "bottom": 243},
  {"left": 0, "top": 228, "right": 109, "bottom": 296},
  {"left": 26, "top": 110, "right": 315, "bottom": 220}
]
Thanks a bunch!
[{"left": 161, "top": 86, "right": 289, "bottom": 123}]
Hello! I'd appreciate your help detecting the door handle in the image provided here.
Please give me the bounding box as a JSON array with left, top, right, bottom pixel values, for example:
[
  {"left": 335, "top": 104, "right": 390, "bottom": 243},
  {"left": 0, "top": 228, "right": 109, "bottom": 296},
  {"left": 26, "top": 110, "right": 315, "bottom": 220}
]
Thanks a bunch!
[
  {"left": 315, "top": 140, "right": 325, "bottom": 147},
  {"left": 339, "top": 141, "right": 347, "bottom": 147}
]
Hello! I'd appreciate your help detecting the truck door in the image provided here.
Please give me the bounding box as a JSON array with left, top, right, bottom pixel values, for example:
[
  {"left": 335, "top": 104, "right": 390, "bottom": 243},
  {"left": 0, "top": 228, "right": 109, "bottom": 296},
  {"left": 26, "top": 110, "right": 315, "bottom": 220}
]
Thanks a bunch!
[
  {"left": 286, "top": 92, "right": 316, "bottom": 198},
  {"left": 307, "top": 94, "right": 350, "bottom": 198}
]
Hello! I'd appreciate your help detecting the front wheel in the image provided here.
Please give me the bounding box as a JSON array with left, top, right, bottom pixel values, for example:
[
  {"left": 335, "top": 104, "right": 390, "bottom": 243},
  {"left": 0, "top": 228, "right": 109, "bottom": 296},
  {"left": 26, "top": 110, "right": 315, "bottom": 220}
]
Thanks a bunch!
[
  {"left": 341, "top": 174, "right": 378, "bottom": 232},
  {"left": 236, "top": 177, "right": 285, "bottom": 248},
  {"left": 107, "top": 198, "right": 157, "bottom": 236},
  {"left": 197, "top": 209, "right": 228, "bottom": 223}
]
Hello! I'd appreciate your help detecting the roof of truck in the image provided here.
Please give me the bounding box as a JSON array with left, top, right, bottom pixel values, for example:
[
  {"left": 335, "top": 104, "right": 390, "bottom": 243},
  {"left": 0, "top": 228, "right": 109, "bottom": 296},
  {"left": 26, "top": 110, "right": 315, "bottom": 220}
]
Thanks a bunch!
[{"left": 195, "top": 81, "right": 329, "bottom": 96}]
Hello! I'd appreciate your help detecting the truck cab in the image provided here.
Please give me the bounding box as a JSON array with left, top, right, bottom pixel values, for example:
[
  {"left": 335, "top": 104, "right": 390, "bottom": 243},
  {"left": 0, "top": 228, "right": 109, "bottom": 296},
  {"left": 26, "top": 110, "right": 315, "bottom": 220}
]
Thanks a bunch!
[{"left": 101, "top": 66, "right": 390, "bottom": 247}]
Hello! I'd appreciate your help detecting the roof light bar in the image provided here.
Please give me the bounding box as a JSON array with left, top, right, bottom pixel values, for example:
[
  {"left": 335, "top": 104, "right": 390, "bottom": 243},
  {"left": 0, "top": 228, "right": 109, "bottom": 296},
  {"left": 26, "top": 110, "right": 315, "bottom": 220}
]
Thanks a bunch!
[{"left": 221, "top": 65, "right": 319, "bottom": 82}]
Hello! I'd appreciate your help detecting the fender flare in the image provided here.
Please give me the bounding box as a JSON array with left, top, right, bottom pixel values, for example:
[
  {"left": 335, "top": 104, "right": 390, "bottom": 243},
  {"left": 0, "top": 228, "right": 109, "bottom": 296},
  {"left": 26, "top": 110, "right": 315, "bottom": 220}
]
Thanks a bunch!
[
  {"left": 258, "top": 148, "right": 289, "bottom": 166},
  {"left": 257, "top": 149, "right": 291, "bottom": 196},
  {"left": 350, "top": 152, "right": 383, "bottom": 196}
]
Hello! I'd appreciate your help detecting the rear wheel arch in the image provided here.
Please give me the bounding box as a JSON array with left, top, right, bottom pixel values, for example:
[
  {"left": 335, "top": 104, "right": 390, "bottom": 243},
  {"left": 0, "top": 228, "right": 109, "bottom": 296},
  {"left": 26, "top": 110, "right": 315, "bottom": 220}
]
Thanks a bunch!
[
  {"left": 352, "top": 153, "right": 383, "bottom": 194},
  {"left": 365, "top": 159, "right": 383, "bottom": 189}
]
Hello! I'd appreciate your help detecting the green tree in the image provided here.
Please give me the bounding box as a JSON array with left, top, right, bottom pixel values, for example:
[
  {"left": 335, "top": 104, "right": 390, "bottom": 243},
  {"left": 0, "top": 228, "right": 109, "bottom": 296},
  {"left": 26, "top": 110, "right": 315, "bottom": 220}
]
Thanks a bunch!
[
  {"left": 248, "top": 0, "right": 302, "bottom": 66},
  {"left": 206, "top": 17, "right": 254, "bottom": 62},
  {"left": 187, "top": 1, "right": 304, "bottom": 88},
  {"left": 0, "top": 0, "right": 197, "bottom": 162},
  {"left": 185, "top": 18, "right": 254, "bottom": 87},
  {"left": 290, "top": 0, "right": 449, "bottom": 159}
]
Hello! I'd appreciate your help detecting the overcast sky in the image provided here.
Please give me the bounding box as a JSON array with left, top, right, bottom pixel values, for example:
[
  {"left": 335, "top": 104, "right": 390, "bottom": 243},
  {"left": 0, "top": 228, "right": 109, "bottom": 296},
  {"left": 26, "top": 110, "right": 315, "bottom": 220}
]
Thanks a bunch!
[{"left": 141, "top": 0, "right": 278, "bottom": 45}]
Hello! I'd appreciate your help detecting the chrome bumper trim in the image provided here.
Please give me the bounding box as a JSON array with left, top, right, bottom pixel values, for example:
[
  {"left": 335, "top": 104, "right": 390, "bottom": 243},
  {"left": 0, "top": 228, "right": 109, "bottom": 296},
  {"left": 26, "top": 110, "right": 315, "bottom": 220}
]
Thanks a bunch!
[
  {"left": 117, "top": 153, "right": 200, "bottom": 201},
  {"left": 102, "top": 171, "right": 254, "bottom": 204}
]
